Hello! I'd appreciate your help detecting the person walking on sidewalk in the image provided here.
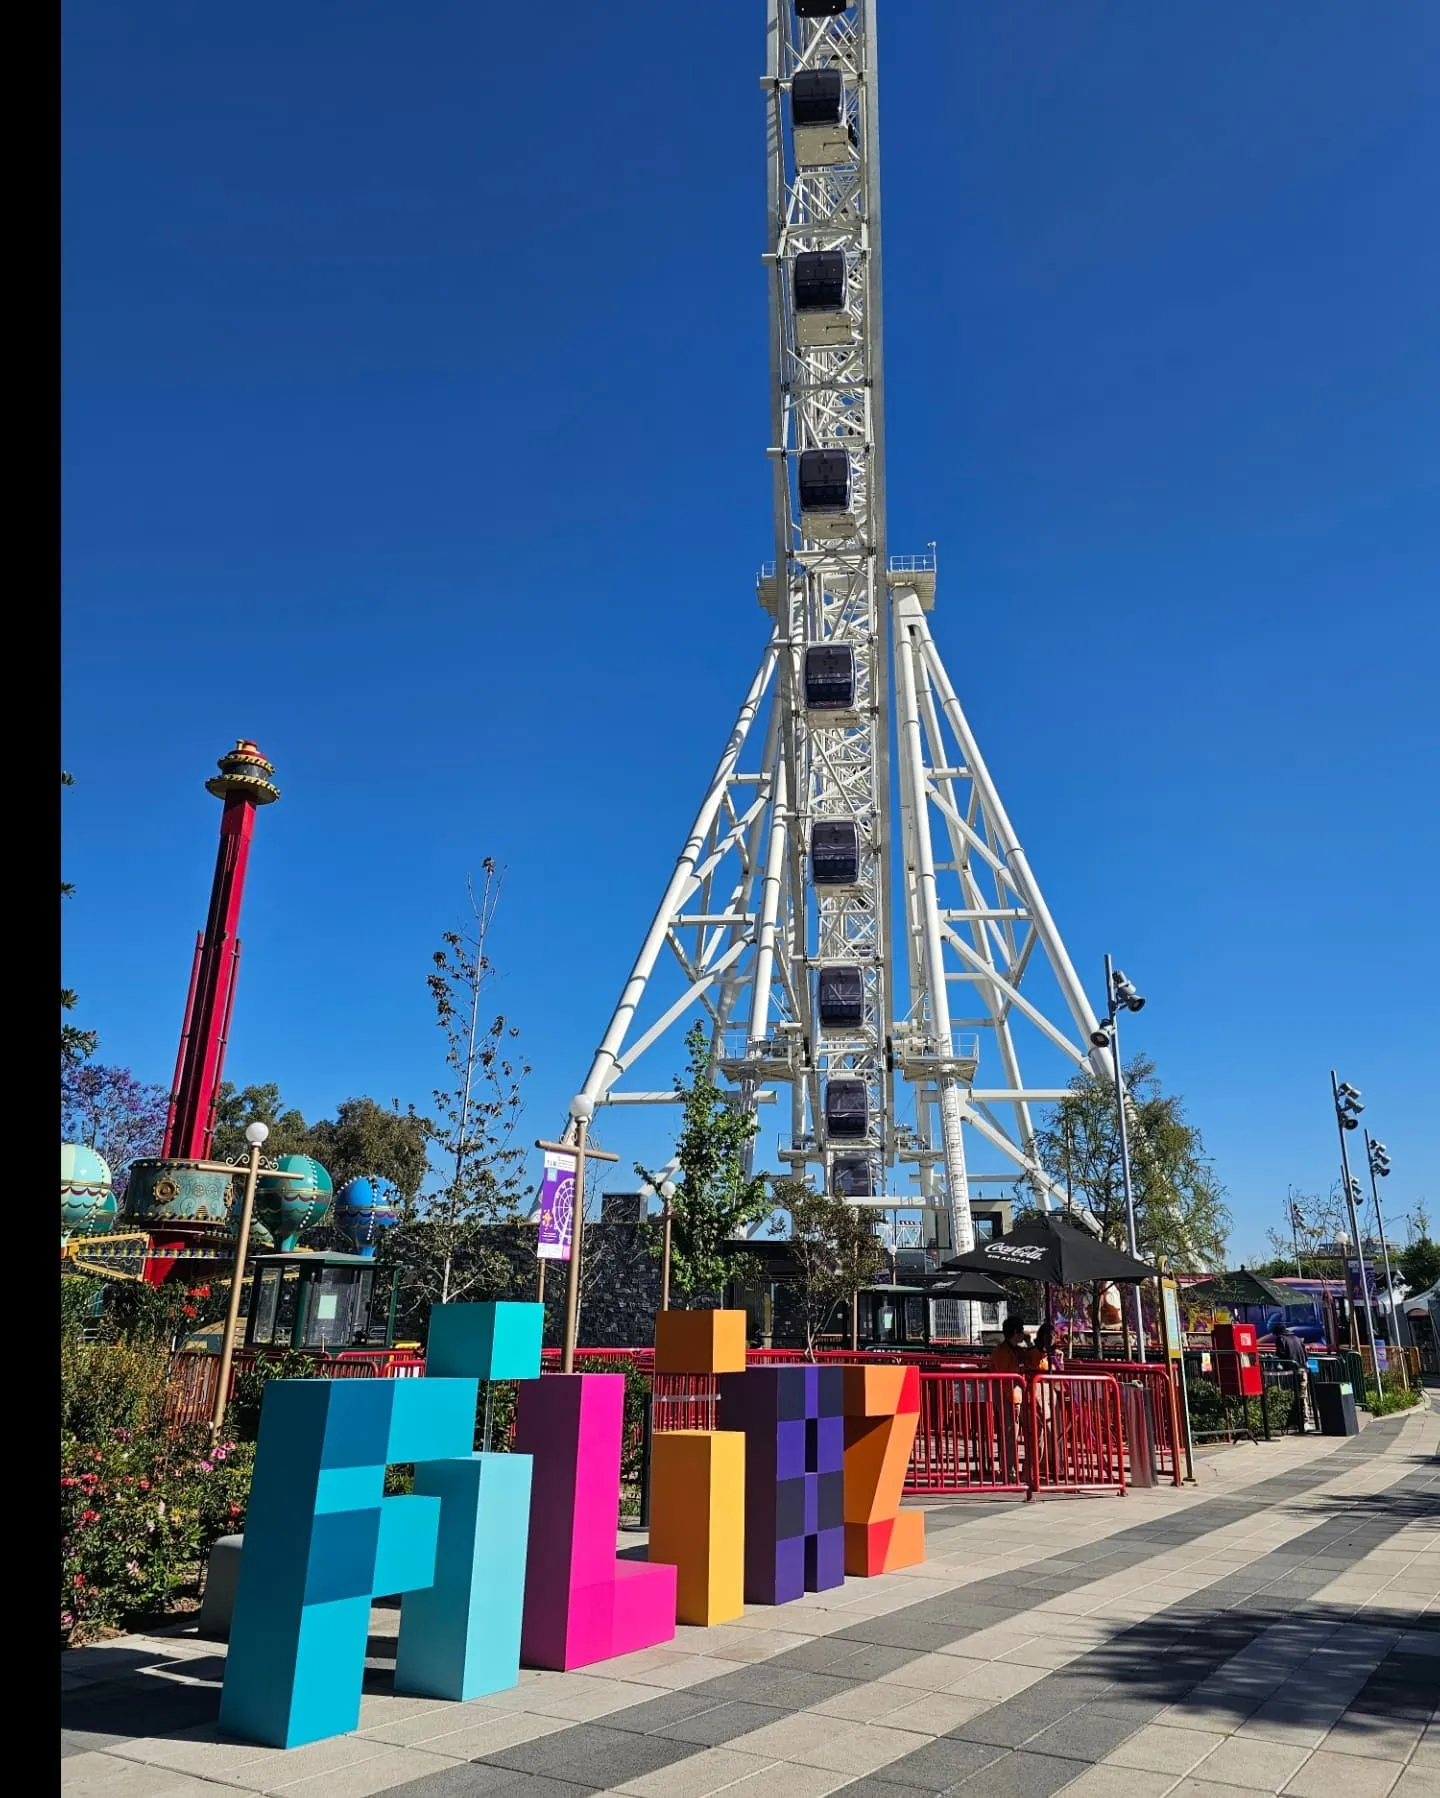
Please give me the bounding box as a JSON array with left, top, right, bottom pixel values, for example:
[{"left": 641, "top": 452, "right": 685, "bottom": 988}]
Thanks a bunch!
[{"left": 1275, "top": 1322, "right": 1313, "bottom": 1432}]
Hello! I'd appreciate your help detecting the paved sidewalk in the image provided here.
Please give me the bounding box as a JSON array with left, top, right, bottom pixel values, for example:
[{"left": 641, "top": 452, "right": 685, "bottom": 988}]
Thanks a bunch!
[{"left": 62, "top": 1397, "right": 1439, "bottom": 1798}]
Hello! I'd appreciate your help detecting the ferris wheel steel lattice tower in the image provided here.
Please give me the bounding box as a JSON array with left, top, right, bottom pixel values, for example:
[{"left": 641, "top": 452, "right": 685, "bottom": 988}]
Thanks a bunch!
[{"left": 574, "top": 0, "right": 1112, "bottom": 1263}]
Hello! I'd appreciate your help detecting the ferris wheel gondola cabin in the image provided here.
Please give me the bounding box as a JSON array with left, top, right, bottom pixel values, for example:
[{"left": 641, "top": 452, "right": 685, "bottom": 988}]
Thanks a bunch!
[
  {"left": 803, "top": 642, "right": 857, "bottom": 714},
  {"left": 790, "top": 69, "right": 851, "bottom": 169},
  {"left": 794, "top": 250, "right": 852, "bottom": 348},
  {"left": 797, "top": 447, "right": 854, "bottom": 540},
  {"left": 824, "top": 1077, "right": 870, "bottom": 1142},
  {"left": 816, "top": 963, "right": 866, "bottom": 1030},
  {"left": 810, "top": 817, "right": 861, "bottom": 886},
  {"left": 831, "top": 1154, "right": 874, "bottom": 1199}
]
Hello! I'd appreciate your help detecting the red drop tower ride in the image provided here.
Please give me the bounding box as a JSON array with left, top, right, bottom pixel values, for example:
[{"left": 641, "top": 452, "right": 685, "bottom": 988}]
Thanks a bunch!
[{"left": 162, "top": 741, "right": 280, "bottom": 1161}]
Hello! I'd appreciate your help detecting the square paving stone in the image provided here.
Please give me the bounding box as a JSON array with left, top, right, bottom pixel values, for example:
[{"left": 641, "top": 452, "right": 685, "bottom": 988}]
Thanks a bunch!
[
  {"left": 381, "top": 1765, "right": 591, "bottom": 1797},
  {"left": 601, "top": 1691, "right": 733, "bottom": 1736},
  {"left": 650, "top": 1702, "right": 789, "bottom": 1747},
  {"left": 863, "top": 1737, "right": 1006, "bottom": 1790},
  {"left": 696, "top": 1667, "right": 860, "bottom": 1709},
  {"left": 948, "top": 1748, "right": 1087, "bottom": 1797},
  {"left": 478, "top": 1723, "right": 695, "bottom": 1786}
]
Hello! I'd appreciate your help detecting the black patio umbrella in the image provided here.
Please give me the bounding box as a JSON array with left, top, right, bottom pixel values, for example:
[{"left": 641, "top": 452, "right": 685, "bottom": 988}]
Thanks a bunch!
[
  {"left": 1180, "top": 1270, "right": 1311, "bottom": 1310},
  {"left": 941, "top": 1214, "right": 1157, "bottom": 1285},
  {"left": 927, "top": 1270, "right": 1010, "bottom": 1301}
]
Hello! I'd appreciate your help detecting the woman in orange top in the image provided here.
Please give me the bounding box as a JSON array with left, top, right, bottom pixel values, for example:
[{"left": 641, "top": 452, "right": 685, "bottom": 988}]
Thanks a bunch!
[{"left": 990, "top": 1317, "right": 1028, "bottom": 1481}]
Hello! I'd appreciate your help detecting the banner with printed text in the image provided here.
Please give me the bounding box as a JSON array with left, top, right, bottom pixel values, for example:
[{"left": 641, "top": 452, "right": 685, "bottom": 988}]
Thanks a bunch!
[{"left": 537, "top": 1151, "right": 577, "bottom": 1262}]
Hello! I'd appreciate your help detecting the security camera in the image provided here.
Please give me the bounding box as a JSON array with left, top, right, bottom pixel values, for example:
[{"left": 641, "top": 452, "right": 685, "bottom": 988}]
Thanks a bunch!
[{"left": 1337, "top": 1082, "right": 1362, "bottom": 1101}]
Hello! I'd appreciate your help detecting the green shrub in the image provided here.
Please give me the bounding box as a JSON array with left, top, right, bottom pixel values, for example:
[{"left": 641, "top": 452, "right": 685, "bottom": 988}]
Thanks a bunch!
[
  {"left": 225, "top": 1350, "right": 318, "bottom": 1442},
  {"left": 1185, "top": 1376, "right": 1295, "bottom": 1439},
  {"left": 1366, "top": 1383, "right": 1422, "bottom": 1416},
  {"left": 60, "top": 1429, "right": 255, "bottom": 1644},
  {"left": 61, "top": 1340, "right": 172, "bottom": 1443}
]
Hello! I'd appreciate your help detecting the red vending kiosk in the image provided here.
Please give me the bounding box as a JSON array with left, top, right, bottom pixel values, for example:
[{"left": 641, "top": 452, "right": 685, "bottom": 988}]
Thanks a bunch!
[{"left": 1213, "top": 1322, "right": 1263, "bottom": 1397}]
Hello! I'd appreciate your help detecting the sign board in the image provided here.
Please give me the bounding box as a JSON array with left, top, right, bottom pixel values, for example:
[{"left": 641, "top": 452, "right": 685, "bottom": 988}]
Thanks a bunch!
[
  {"left": 1159, "top": 1277, "right": 1183, "bottom": 1362},
  {"left": 536, "top": 1151, "right": 577, "bottom": 1262}
]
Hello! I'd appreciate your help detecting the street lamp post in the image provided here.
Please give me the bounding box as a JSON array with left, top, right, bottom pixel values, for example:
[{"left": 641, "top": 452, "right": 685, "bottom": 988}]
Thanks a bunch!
[
  {"left": 537, "top": 1097, "right": 619, "bottom": 1374},
  {"left": 1331, "top": 1074, "right": 1379, "bottom": 1397},
  {"left": 1091, "top": 956, "right": 1148, "bottom": 1363},
  {"left": 657, "top": 1180, "right": 679, "bottom": 1312},
  {"left": 210, "top": 1121, "right": 269, "bottom": 1442},
  {"left": 1364, "top": 1133, "right": 1407, "bottom": 1392}
]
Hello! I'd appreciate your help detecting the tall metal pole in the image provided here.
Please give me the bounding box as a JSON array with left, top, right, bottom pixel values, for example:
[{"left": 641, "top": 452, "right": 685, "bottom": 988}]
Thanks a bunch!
[
  {"left": 541, "top": 1105, "right": 619, "bottom": 1374},
  {"left": 1106, "top": 955, "right": 1145, "bottom": 1363},
  {"left": 211, "top": 1135, "right": 262, "bottom": 1442},
  {"left": 561, "top": 1114, "right": 588, "bottom": 1374},
  {"left": 1364, "top": 1131, "right": 1407, "bottom": 1391},
  {"left": 1331, "top": 1072, "right": 1378, "bottom": 1394}
]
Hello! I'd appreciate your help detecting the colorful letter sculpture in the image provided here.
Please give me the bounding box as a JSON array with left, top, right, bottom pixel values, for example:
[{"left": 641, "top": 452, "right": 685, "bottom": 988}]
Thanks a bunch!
[
  {"left": 514, "top": 1373, "right": 677, "bottom": 1668},
  {"left": 647, "top": 1310, "right": 747, "bottom": 1625},
  {"left": 218, "top": 1301, "right": 543, "bottom": 1749},
  {"left": 394, "top": 1301, "right": 545, "bottom": 1702},
  {"left": 842, "top": 1364, "right": 925, "bottom": 1576},
  {"left": 717, "top": 1364, "right": 845, "bottom": 1604}
]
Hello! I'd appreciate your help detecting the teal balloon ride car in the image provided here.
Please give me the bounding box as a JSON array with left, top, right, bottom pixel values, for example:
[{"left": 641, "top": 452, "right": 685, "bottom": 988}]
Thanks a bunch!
[{"left": 255, "top": 1155, "right": 333, "bottom": 1251}]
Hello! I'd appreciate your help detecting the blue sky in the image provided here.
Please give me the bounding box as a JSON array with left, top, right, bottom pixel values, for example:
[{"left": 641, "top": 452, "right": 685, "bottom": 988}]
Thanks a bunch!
[{"left": 63, "top": 1, "right": 1439, "bottom": 1260}]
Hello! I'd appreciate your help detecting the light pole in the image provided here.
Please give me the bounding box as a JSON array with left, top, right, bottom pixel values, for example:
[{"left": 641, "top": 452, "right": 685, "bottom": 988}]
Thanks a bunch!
[
  {"left": 537, "top": 1097, "right": 619, "bottom": 1374},
  {"left": 1364, "top": 1133, "right": 1407, "bottom": 1391},
  {"left": 657, "top": 1180, "right": 679, "bottom": 1312},
  {"left": 1090, "top": 956, "right": 1148, "bottom": 1362},
  {"left": 1331, "top": 1074, "right": 1379, "bottom": 1396},
  {"left": 210, "top": 1121, "right": 269, "bottom": 1442}
]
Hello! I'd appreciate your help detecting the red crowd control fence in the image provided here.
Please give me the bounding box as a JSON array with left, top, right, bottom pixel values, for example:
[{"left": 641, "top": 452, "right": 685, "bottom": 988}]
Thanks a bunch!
[
  {"left": 905, "top": 1370, "right": 1128, "bottom": 1499},
  {"left": 906, "top": 1372, "right": 1028, "bottom": 1495},
  {"left": 161, "top": 1342, "right": 1170, "bottom": 1506},
  {"left": 1027, "top": 1374, "right": 1127, "bottom": 1496},
  {"left": 1068, "top": 1360, "right": 1183, "bottom": 1487}
]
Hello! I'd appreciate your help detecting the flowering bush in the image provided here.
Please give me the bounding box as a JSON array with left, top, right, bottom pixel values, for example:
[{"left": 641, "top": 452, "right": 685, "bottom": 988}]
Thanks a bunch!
[{"left": 60, "top": 1426, "right": 255, "bottom": 1644}]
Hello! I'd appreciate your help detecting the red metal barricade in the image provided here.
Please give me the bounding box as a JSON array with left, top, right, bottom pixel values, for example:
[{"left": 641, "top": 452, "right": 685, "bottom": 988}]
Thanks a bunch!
[
  {"left": 1029, "top": 1373, "right": 1126, "bottom": 1496},
  {"left": 1067, "top": 1360, "right": 1182, "bottom": 1487},
  {"left": 906, "top": 1372, "right": 1028, "bottom": 1495},
  {"left": 651, "top": 1371, "right": 718, "bottom": 1431}
]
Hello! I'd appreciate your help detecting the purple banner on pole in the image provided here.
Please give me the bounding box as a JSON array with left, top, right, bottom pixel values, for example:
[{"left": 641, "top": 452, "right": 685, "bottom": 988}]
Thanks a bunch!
[{"left": 537, "top": 1152, "right": 576, "bottom": 1262}]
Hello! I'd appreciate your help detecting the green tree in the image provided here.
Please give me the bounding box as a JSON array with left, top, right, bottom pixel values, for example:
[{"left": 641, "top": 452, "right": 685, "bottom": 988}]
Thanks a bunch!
[
  {"left": 211, "top": 1083, "right": 431, "bottom": 1211},
  {"left": 210, "top": 1083, "right": 316, "bottom": 1161},
  {"left": 1034, "top": 1054, "right": 1230, "bottom": 1270},
  {"left": 305, "top": 1097, "right": 431, "bottom": 1201},
  {"left": 1398, "top": 1234, "right": 1440, "bottom": 1297},
  {"left": 637, "top": 1022, "right": 773, "bottom": 1304},
  {"left": 773, "top": 1176, "right": 889, "bottom": 1358},
  {"left": 385, "top": 867, "right": 530, "bottom": 1328},
  {"left": 61, "top": 771, "right": 98, "bottom": 1067}
]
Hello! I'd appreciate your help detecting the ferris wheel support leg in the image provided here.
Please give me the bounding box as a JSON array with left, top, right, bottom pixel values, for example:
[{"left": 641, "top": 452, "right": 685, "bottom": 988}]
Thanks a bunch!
[
  {"left": 894, "top": 595, "right": 978, "bottom": 1293},
  {"left": 747, "top": 753, "right": 789, "bottom": 1047},
  {"left": 577, "top": 642, "right": 779, "bottom": 1108},
  {"left": 913, "top": 620, "right": 1107, "bottom": 1072}
]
